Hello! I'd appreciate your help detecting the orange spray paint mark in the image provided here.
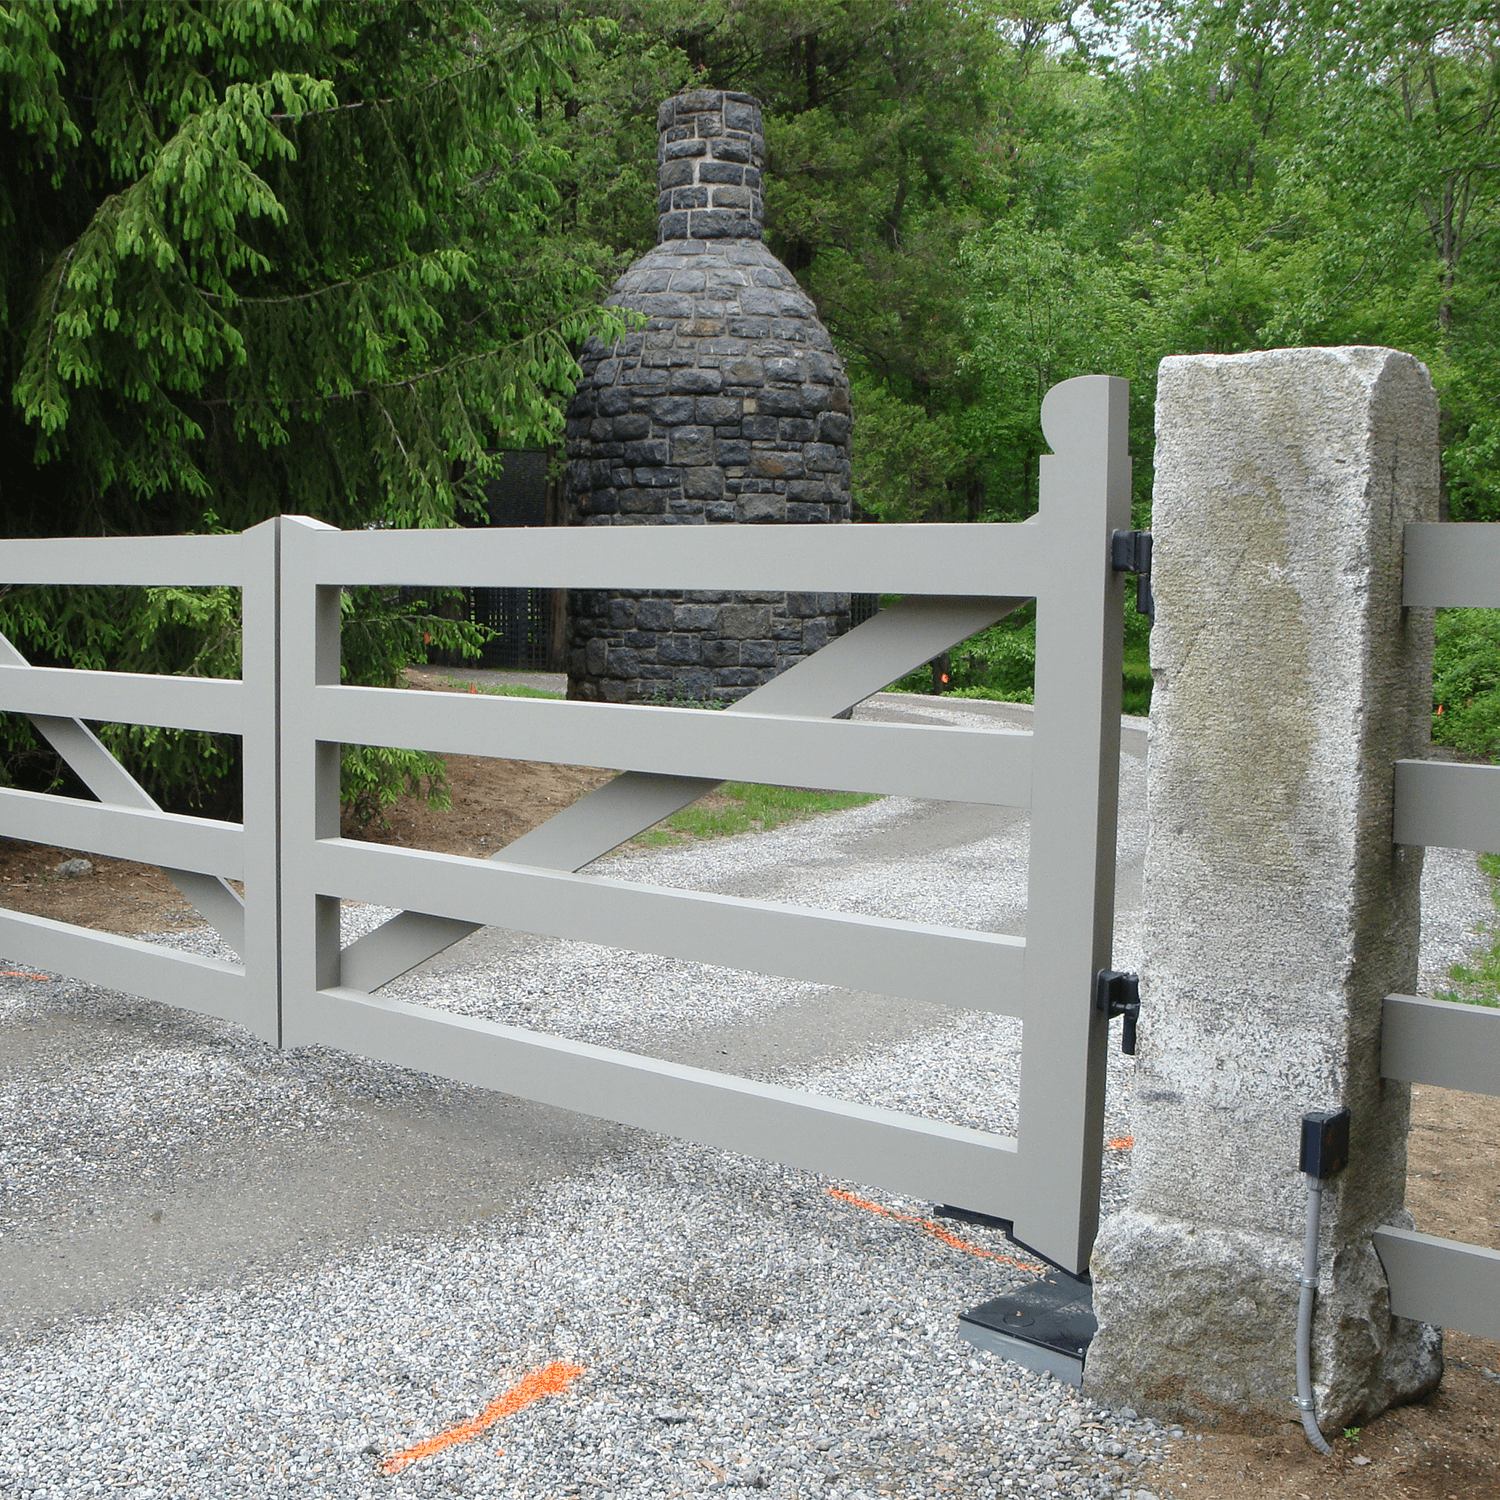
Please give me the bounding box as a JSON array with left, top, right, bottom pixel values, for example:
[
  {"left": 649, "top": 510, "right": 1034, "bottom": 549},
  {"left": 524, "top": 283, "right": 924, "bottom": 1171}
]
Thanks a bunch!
[
  {"left": 380, "top": 1360, "right": 583, "bottom": 1475},
  {"left": 0, "top": 971, "right": 50, "bottom": 979},
  {"left": 826, "top": 1188, "right": 1044, "bottom": 1273},
  {"left": 1107, "top": 1136, "right": 1134, "bottom": 1150}
]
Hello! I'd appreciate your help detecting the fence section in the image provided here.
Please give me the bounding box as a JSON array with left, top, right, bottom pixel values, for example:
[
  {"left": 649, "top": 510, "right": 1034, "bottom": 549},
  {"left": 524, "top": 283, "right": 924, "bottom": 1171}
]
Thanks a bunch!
[
  {"left": 278, "top": 374, "right": 1130, "bottom": 1274},
  {"left": 0, "top": 523, "right": 281, "bottom": 1041},
  {"left": 1375, "top": 522, "right": 1500, "bottom": 1340},
  {"left": 0, "top": 377, "right": 1129, "bottom": 1275}
]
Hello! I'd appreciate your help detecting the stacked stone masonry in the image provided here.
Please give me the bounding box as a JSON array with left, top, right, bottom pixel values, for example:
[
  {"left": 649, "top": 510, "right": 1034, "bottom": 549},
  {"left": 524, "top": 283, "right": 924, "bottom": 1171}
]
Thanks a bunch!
[{"left": 564, "top": 90, "right": 853, "bottom": 705}]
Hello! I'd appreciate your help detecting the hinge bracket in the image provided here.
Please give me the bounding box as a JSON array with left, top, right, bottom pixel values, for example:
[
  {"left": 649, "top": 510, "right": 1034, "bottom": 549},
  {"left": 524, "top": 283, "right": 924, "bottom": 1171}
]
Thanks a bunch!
[
  {"left": 1095, "top": 969, "right": 1141, "bottom": 1055},
  {"left": 1111, "top": 529, "right": 1154, "bottom": 623}
]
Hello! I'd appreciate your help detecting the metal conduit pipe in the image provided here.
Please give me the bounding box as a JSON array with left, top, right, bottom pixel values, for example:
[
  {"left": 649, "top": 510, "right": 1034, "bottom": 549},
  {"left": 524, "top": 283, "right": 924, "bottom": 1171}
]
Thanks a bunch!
[
  {"left": 1294, "top": 1107, "right": 1350, "bottom": 1456},
  {"left": 1296, "top": 1176, "right": 1332, "bottom": 1455}
]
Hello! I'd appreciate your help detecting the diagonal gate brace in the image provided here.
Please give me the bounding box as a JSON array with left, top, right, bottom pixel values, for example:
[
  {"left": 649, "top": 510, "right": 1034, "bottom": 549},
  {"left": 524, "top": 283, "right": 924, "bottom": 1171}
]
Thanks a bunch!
[
  {"left": 338, "top": 593, "right": 1029, "bottom": 992},
  {"left": 0, "top": 632, "right": 245, "bottom": 955}
]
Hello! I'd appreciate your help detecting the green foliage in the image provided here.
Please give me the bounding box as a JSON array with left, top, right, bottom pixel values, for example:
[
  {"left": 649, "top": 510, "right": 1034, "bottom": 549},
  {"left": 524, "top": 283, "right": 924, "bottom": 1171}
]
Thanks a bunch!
[
  {"left": 960, "top": 220, "right": 1150, "bottom": 517},
  {"left": 646, "top": 685, "right": 729, "bottom": 710},
  {"left": 887, "top": 594, "right": 1152, "bottom": 711},
  {"left": 848, "top": 380, "right": 966, "bottom": 523},
  {"left": 337, "top": 588, "right": 490, "bottom": 829},
  {"left": 948, "top": 611, "right": 1040, "bottom": 702},
  {"left": 12, "top": 0, "right": 1500, "bottom": 828},
  {"left": 482, "top": 1, "right": 1500, "bottom": 526},
  {"left": 1437, "top": 853, "right": 1500, "bottom": 1008},
  {"left": 1122, "top": 596, "right": 1153, "bottom": 715},
  {"left": 0, "top": 0, "right": 622, "bottom": 812},
  {"left": 2, "top": 2, "right": 620, "bottom": 535},
  {"left": 1432, "top": 609, "right": 1500, "bottom": 762},
  {"left": 1430, "top": 607, "right": 1500, "bottom": 1007},
  {"left": 340, "top": 744, "right": 449, "bottom": 835},
  {"left": 635, "top": 782, "right": 880, "bottom": 846}
]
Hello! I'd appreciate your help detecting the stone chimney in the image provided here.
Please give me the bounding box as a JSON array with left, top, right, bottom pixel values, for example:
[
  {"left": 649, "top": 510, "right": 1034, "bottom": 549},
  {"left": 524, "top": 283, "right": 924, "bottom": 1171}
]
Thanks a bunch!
[
  {"left": 562, "top": 91, "right": 853, "bottom": 706},
  {"left": 656, "top": 90, "right": 766, "bottom": 242}
]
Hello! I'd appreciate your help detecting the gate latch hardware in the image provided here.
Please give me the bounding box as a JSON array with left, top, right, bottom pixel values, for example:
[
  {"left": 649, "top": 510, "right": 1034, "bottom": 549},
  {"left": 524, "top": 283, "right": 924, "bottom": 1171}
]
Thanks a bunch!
[
  {"left": 1111, "top": 530, "right": 1154, "bottom": 623},
  {"left": 1095, "top": 970, "right": 1141, "bottom": 1055}
]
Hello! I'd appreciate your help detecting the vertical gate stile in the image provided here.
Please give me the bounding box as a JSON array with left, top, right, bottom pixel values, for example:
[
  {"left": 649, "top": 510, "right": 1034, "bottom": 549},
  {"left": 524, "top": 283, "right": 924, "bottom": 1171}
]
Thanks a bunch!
[
  {"left": 277, "top": 516, "right": 342, "bottom": 1045},
  {"left": 241, "top": 518, "right": 283, "bottom": 1043},
  {"left": 1015, "top": 375, "right": 1131, "bottom": 1273}
]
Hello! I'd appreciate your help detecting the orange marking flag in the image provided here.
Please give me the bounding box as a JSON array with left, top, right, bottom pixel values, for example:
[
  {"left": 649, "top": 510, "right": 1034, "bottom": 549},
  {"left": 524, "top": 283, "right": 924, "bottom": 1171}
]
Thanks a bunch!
[
  {"left": 826, "top": 1188, "right": 1044, "bottom": 1274},
  {"left": 381, "top": 1360, "right": 584, "bottom": 1475}
]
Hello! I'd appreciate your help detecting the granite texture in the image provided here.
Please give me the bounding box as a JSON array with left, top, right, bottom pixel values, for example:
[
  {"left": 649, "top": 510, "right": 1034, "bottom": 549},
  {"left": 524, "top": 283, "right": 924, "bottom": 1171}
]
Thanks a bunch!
[{"left": 1084, "top": 347, "right": 1443, "bottom": 1426}]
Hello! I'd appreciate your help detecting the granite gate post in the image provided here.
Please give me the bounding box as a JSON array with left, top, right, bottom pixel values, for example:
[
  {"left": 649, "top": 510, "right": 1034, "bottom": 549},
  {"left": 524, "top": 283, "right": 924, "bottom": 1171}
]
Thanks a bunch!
[{"left": 1085, "top": 347, "right": 1445, "bottom": 1425}]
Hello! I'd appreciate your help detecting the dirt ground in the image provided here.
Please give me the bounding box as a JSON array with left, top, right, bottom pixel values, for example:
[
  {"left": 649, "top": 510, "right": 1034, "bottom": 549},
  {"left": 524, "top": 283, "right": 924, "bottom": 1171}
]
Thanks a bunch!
[
  {"left": 1, "top": 672, "right": 1496, "bottom": 1496},
  {"left": 1152, "top": 1087, "right": 1499, "bottom": 1500}
]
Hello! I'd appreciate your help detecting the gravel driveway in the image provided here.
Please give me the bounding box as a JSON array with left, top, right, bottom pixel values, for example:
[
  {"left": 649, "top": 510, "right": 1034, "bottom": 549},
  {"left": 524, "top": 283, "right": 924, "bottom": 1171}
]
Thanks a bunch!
[{"left": 0, "top": 696, "right": 1489, "bottom": 1500}]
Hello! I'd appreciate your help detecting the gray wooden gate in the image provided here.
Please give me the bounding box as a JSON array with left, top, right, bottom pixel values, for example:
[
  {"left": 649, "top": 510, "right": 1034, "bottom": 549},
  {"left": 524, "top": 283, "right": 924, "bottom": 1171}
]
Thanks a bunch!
[{"left": 0, "top": 374, "right": 1130, "bottom": 1275}]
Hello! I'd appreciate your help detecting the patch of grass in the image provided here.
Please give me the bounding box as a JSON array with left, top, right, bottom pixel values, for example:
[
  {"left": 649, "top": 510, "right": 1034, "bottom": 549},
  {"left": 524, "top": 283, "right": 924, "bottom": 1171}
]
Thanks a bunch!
[
  {"left": 1437, "top": 852, "right": 1500, "bottom": 1008},
  {"left": 445, "top": 679, "right": 563, "bottom": 699},
  {"left": 645, "top": 686, "right": 728, "bottom": 710},
  {"left": 1122, "top": 646, "right": 1153, "bottom": 717},
  {"left": 634, "top": 782, "right": 880, "bottom": 847},
  {"left": 948, "top": 685, "right": 1033, "bottom": 703}
]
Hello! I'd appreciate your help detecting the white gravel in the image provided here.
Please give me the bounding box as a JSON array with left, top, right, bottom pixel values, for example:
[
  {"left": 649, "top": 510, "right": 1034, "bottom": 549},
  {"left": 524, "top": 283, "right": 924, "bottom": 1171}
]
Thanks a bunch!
[
  {"left": 0, "top": 1140, "right": 1169, "bottom": 1499},
  {"left": 0, "top": 701, "right": 1490, "bottom": 1499}
]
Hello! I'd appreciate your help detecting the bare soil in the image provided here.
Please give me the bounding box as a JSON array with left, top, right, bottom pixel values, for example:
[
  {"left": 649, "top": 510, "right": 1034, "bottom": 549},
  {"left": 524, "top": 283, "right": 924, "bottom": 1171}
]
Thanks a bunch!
[
  {"left": 1155, "top": 1085, "right": 1500, "bottom": 1499},
  {"left": 1, "top": 670, "right": 1496, "bottom": 1494}
]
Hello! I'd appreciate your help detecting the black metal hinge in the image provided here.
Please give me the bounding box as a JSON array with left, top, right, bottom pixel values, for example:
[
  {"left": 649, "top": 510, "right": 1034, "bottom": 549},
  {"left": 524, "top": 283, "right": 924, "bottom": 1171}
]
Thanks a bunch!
[
  {"left": 1111, "top": 530, "right": 1154, "bottom": 623},
  {"left": 1095, "top": 969, "right": 1141, "bottom": 1055}
]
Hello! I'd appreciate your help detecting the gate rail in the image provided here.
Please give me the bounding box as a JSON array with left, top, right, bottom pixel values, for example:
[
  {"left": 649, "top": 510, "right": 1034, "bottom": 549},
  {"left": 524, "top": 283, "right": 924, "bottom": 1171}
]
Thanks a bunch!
[
  {"left": 1376, "top": 521, "right": 1500, "bottom": 1339},
  {"left": 0, "top": 528, "right": 279, "bottom": 1036},
  {"left": 0, "top": 375, "right": 1130, "bottom": 1274}
]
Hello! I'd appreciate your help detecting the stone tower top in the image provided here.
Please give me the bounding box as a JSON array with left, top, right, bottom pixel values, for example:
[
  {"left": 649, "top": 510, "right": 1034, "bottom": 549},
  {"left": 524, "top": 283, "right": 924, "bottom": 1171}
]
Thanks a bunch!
[{"left": 656, "top": 89, "right": 765, "bottom": 243}]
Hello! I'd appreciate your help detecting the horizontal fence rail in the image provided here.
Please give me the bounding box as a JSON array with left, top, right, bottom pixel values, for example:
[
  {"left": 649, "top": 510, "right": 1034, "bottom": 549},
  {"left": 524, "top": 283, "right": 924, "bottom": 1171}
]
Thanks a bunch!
[
  {"left": 314, "top": 839, "right": 1029, "bottom": 1016},
  {"left": 1393, "top": 760, "right": 1500, "bottom": 853},
  {"left": 0, "top": 665, "right": 243, "bottom": 735},
  {"left": 1373, "top": 1227, "right": 1500, "bottom": 1342},
  {"left": 319, "top": 688, "right": 1034, "bottom": 807},
  {"left": 1378, "top": 517, "right": 1500, "bottom": 1342},
  {"left": 1403, "top": 523, "right": 1500, "bottom": 608},
  {"left": 1381, "top": 994, "right": 1500, "bottom": 1098},
  {"left": 0, "top": 788, "right": 244, "bottom": 878},
  {"left": 305, "top": 519, "right": 1053, "bottom": 595},
  {"left": 0, "top": 533, "right": 245, "bottom": 586},
  {"left": 299, "top": 987, "right": 1023, "bottom": 1218},
  {"left": 0, "top": 907, "right": 249, "bottom": 1024}
]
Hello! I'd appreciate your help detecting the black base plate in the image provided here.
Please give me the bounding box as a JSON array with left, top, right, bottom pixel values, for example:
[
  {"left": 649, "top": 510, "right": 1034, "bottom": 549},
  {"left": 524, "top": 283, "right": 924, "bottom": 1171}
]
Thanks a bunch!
[{"left": 958, "top": 1271, "right": 1097, "bottom": 1387}]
